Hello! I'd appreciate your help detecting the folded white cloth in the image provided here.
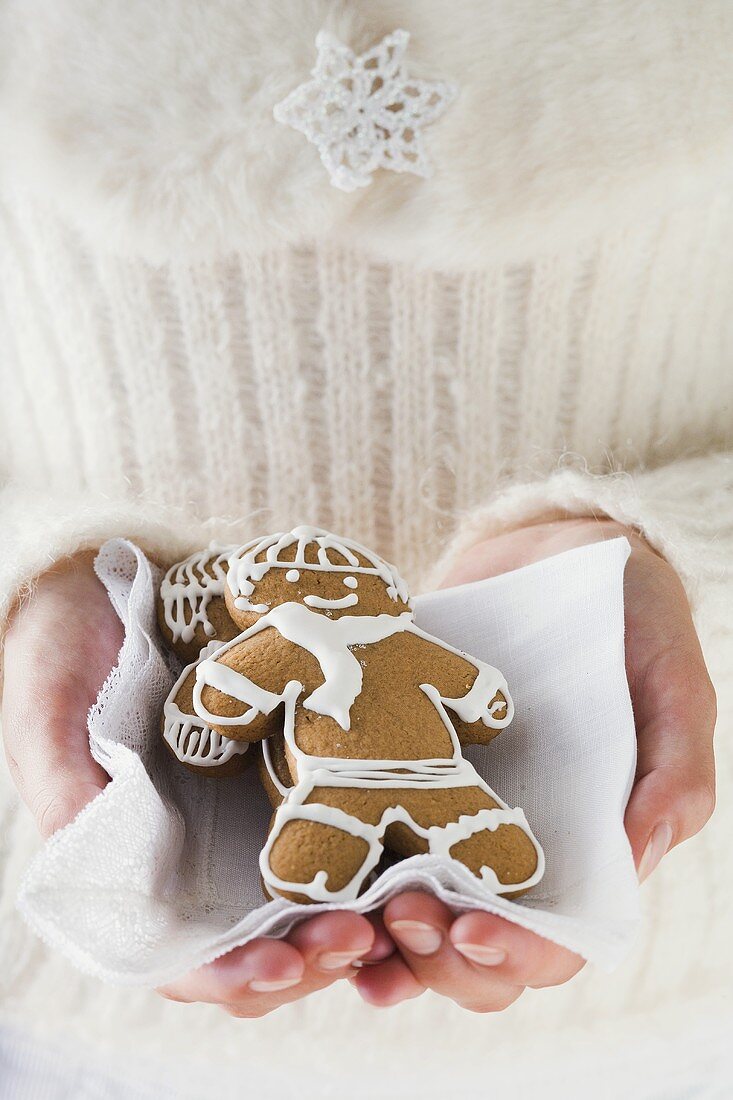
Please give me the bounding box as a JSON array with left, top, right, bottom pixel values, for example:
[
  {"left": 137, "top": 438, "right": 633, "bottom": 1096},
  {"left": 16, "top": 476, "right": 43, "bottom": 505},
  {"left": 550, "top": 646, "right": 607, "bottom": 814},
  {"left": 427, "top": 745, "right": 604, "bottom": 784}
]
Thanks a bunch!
[{"left": 17, "top": 537, "right": 639, "bottom": 985}]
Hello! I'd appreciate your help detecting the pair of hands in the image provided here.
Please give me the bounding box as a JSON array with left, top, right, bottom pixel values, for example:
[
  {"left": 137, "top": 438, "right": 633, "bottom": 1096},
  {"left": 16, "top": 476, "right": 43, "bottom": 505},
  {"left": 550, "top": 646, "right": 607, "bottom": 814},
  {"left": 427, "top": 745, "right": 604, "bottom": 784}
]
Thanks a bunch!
[{"left": 1, "top": 517, "right": 716, "bottom": 1015}]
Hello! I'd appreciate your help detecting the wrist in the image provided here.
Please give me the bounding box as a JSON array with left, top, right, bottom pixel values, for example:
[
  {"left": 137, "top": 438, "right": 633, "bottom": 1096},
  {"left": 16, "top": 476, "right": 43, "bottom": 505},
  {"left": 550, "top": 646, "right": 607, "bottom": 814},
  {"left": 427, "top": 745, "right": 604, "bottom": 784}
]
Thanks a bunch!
[
  {"left": 440, "top": 513, "right": 656, "bottom": 589},
  {"left": 513, "top": 512, "right": 654, "bottom": 552}
]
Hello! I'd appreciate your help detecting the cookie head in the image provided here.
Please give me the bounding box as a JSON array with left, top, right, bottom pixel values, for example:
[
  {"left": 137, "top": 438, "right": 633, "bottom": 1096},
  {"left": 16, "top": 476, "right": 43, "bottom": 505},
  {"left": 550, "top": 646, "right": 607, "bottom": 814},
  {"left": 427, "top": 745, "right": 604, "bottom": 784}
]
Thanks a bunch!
[
  {"left": 158, "top": 544, "right": 240, "bottom": 664},
  {"left": 224, "top": 525, "right": 412, "bottom": 627}
]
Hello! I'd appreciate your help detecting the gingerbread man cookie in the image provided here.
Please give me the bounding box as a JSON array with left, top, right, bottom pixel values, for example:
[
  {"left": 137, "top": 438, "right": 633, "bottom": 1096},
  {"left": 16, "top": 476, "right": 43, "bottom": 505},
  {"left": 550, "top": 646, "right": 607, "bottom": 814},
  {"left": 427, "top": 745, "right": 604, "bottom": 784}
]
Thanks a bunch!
[
  {"left": 158, "top": 544, "right": 240, "bottom": 665},
  {"left": 159, "top": 526, "right": 544, "bottom": 903},
  {"left": 158, "top": 544, "right": 251, "bottom": 776}
]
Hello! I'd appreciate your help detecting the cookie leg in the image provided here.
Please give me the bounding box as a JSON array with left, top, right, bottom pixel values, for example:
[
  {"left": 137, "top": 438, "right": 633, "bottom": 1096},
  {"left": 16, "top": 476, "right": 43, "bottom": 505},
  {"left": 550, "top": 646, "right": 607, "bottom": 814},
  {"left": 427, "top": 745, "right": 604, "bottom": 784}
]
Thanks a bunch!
[
  {"left": 445, "top": 814, "right": 540, "bottom": 895},
  {"left": 260, "top": 800, "right": 382, "bottom": 904},
  {"left": 393, "top": 785, "right": 542, "bottom": 896},
  {"left": 440, "top": 787, "right": 537, "bottom": 888}
]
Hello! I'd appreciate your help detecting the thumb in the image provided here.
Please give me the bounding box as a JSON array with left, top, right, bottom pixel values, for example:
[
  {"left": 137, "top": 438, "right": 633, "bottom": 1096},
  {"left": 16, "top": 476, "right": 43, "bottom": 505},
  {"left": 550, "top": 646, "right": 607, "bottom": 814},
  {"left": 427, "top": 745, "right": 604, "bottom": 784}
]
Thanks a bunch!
[
  {"left": 2, "top": 555, "right": 121, "bottom": 837},
  {"left": 4, "top": 704, "right": 108, "bottom": 837},
  {"left": 624, "top": 657, "right": 717, "bottom": 882},
  {"left": 3, "top": 679, "right": 109, "bottom": 837}
]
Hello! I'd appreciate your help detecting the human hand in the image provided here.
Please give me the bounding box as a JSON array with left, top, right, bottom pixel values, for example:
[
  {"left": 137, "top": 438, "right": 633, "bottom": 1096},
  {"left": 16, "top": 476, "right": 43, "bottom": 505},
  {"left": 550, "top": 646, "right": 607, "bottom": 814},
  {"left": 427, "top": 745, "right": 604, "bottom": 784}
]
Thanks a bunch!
[
  {"left": 2, "top": 551, "right": 123, "bottom": 837},
  {"left": 1, "top": 551, "right": 394, "bottom": 1015},
  {"left": 158, "top": 912, "right": 393, "bottom": 1016},
  {"left": 353, "top": 515, "right": 716, "bottom": 1010}
]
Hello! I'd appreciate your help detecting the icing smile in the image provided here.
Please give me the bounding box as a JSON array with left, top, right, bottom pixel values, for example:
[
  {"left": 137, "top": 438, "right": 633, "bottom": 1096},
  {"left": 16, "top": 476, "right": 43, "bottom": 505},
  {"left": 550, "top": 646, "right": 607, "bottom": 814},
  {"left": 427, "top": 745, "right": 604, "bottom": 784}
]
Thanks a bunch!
[{"left": 303, "top": 593, "right": 358, "bottom": 610}]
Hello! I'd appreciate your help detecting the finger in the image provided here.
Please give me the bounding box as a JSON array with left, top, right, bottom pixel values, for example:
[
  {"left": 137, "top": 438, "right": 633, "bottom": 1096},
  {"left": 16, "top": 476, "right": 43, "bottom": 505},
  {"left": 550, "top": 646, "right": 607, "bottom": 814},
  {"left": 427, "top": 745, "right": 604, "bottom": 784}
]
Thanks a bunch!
[
  {"left": 383, "top": 892, "right": 523, "bottom": 1012},
  {"left": 625, "top": 627, "right": 716, "bottom": 881},
  {"left": 160, "top": 914, "right": 377, "bottom": 1016},
  {"left": 158, "top": 938, "right": 304, "bottom": 1011},
  {"left": 626, "top": 755, "right": 716, "bottom": 882},
  {"left": 2, "top": 600, "right": 114, "bottom": 836},
  {"left": 449, "top": 911, "right": 585, "bottom": 989},
  {"left": 352, "top": 952, "right": 425, "bottom": 1008},
  {"left": 359, "top": 911, "right": 397, "bottom": 964},
  {"left": 287, "top": 911, "right": 375, "bottom": 977},
  {"left": 2, "top": 682, "right": 108, "bottom": 837}
]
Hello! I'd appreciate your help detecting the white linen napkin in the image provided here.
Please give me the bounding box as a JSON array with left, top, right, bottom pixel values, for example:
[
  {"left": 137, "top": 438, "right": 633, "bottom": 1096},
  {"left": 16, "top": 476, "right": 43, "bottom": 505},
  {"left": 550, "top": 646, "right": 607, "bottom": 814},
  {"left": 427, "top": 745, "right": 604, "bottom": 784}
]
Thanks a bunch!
[{"left": 17, "top": 536, "right": 639, "bottom": 985}]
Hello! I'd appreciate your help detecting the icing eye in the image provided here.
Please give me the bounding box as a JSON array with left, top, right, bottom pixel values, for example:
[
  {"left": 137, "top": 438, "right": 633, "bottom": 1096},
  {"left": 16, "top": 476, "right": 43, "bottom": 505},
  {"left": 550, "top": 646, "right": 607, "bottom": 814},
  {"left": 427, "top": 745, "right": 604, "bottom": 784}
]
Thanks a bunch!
[
  {"left": 343, "top": 576, "right": 358, "bottom": 589},
  {"left": 285, "top": 569, "right": 300, "bottom": 583}
]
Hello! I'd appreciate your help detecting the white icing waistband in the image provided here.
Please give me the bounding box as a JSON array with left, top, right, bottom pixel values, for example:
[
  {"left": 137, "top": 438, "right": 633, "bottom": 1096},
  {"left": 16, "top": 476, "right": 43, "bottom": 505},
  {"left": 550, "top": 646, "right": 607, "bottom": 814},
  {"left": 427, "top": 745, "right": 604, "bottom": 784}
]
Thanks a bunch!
[{"left": 271, "top": 750, "right": 483, "bottom": 791}]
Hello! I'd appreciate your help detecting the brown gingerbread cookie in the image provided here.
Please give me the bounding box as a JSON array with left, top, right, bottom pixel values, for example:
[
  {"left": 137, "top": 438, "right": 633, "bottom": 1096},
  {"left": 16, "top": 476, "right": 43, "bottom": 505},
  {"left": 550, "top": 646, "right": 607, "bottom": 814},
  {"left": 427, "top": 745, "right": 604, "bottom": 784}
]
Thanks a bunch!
[
  {"left": 161, "top": 663, "right": 252, "bottom": 777},
  {"left": 162, "top": 525, "right": 544, "bottom": 903},
  {"left": 257, "top": 733, "right": 292, "bottom": 807},
  {"left": 157, "top": 544, "right": 240, "bottom": 666},
  {"left": 158, "top": 544, "right": 252, "bottom": 776}
]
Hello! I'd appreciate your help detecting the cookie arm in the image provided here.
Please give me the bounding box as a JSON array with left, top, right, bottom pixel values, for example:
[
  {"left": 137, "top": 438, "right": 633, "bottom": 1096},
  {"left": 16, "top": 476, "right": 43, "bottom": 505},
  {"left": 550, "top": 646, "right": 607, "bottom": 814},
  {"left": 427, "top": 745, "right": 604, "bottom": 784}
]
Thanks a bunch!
[
  {"left": 443, "top": 669, "right": 513, "bottom": 746},
  {"left": 449, "top": 708, "right": 507, "bottom": 747},
  {"left": 162, "top": 663, "right": 254, "bottom": 776},
  {"left": 194, "top": 651, "right": 287, "bottom": 744},
  {"left": 193, "top": 628, "right": 321, "bottom": 743},
  {"left": 418, "top": 635, "right": 513, "bottom": 746}
]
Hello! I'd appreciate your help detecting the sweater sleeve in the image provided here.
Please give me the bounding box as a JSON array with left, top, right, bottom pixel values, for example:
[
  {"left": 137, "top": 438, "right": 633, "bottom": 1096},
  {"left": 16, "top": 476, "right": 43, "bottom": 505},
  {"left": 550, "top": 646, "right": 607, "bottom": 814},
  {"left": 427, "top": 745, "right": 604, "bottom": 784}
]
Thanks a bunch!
[
  {"left": 0, "top": 485, "right": 217, "bottom": 640},
  {"left": 432, "top": 453, "right": 733, "bottom": 620}
]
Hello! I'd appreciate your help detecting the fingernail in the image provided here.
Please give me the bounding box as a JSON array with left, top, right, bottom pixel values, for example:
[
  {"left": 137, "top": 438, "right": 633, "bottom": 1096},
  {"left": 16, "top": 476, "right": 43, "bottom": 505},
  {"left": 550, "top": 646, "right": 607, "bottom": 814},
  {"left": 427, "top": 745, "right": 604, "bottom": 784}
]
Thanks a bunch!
[
  {"left": 638, "top": 821, "right": 673, "bottom": 883},
  {"left": 318, "top": 950, "right": 367, "bottom": 971},
  {"left": 248, "top": 977, "right": 300, "bottom": 993},
  {"left": 453, "top": 943, "right": 506, "bottom": 966},
  {"left": 389, "top": 920, "right": 442, "bottom": 955}
]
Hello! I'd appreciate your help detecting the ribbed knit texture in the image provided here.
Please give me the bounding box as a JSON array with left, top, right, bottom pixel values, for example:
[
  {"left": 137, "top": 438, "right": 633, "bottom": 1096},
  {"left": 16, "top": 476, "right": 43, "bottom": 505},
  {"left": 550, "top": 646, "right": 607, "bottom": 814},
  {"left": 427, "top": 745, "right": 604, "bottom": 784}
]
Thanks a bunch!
[{"left": 2, "top": 190, "right": 732, "bottom": 593}]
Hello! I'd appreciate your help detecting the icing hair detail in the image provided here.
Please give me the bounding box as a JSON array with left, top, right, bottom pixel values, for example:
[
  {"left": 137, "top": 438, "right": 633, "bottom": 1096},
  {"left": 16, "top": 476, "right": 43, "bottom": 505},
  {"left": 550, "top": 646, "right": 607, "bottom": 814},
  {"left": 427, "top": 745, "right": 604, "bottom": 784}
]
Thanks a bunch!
[
  {"left": 160, "top": 543, "right": 236, "bottom": 643},
  {"left": 226, "top": 525, "right": 410, "bottom": 612}
]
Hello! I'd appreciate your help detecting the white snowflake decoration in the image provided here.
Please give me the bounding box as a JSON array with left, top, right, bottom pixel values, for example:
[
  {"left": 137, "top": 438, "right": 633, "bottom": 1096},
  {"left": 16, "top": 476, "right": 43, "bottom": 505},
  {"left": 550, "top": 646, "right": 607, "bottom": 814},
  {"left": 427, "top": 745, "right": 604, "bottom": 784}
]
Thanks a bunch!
[{"left": 273, "top": 29, "right": 457, "bottom": 193}]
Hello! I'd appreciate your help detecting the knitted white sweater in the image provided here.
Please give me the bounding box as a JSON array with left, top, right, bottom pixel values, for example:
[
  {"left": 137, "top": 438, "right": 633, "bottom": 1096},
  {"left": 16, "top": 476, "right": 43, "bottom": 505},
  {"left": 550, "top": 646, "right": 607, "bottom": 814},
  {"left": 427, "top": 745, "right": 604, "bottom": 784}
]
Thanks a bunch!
[{"left": 0, "top": 1, "right": 732, "bottom": 1095}]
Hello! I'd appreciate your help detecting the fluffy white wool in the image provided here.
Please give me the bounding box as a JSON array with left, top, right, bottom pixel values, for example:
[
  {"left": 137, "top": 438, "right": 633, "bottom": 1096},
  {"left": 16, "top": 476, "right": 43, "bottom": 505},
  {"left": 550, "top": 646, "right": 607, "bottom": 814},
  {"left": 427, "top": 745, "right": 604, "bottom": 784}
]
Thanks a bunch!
[
  {"left": 0, "top": 488, "right": 210, "bottom": 638},
  {"left": 4, "top": 0, "right": 733, "bottom": 265},
  {"left": 432, "top": 454, "right": 733, "bottom": 617}
]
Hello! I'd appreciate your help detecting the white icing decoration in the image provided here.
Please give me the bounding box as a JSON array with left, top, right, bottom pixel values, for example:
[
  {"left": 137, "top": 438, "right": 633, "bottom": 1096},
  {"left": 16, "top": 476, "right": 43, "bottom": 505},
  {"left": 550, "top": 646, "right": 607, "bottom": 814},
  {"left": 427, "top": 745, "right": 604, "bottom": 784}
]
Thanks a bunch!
[
  {"left": 163, "top": 644, "right": 250, "bottom": 770},
  {"left": 273, "top": 29, "right": 457, "bottom": 193},
  {"left": 197, "top": 603, "right": 410, "bottom": 732},
  {"left": 343, "top": 576, "right": 358, "bottom": 589},
  {"left": 303, "top": 592, "right": 358, "bottom": 610},
  {"left": 190, "top": 584, "right": 543, "bottom": 903},
  {"left": 234, "top": 597, "right": 269, "bottom": 614},
  {"left": 285, "top": 569, "right": 300, "bottom": 582},
  {"left": 260, "top": 785, "right": 539, "bottom": 903},
  {"left": 194, "top": 653, "right": 298, "bottom": 729},
  {"left": 226, "top": 524, "right": 411, "bottom": 610},
  {"left": 160, "top": 543, "right": 236, "bottom": 644},
  {"left": 262, "top": 738, "right": 289, "bottom": 798}
]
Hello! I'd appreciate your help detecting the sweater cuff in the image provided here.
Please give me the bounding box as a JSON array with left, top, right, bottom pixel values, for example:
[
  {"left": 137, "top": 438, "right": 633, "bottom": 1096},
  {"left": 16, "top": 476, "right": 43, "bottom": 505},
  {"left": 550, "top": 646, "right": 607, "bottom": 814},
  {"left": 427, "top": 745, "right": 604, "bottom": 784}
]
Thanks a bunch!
[
  {"left": 433, "top": 454, "right": 733, "bottom": 613},
  {"left": 0, "top": 486, "right": 220, "bottom": 639}
]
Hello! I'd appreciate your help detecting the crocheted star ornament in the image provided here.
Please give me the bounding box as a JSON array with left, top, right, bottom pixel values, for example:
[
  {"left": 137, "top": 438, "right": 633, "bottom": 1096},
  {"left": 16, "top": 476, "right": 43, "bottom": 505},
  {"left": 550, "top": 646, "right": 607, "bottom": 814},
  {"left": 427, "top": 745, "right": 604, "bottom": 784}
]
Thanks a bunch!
[{"left": 274, "top": 29, "right": 457, "bottom": 193}]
